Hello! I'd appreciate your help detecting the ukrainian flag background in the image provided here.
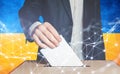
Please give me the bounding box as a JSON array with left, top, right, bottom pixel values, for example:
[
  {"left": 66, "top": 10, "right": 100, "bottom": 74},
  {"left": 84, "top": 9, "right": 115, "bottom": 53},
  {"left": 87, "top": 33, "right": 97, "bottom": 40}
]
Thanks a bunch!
[
  {"left": 100, "top": 0, "right": 120, "bottom": 60},
  {"left": 0, "top": 0, "right": 120, "bottom": 73},
  {"left": 0, "top": 0, "right": 38, "bottom": 73}
]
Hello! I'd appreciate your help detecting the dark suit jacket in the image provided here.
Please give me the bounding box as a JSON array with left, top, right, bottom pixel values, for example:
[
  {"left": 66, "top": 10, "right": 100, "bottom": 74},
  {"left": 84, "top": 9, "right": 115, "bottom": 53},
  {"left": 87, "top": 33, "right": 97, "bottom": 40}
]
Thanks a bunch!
[{"left": 19, "top": 0, "right": 105, "bottom": 60}]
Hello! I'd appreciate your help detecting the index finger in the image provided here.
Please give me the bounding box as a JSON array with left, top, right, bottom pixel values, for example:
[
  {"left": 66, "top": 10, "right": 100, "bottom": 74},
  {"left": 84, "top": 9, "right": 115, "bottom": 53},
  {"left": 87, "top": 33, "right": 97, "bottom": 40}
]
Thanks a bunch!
[{"left": 44, "top": 22, "right": 62, "bottom": 42}]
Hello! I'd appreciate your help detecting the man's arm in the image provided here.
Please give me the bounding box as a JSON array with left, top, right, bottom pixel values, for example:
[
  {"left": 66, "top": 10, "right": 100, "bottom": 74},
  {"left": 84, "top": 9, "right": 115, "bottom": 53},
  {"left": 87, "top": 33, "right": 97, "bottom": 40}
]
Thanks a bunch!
[{"left": 19, "top": 0, "right": 61, "bottom": 48}]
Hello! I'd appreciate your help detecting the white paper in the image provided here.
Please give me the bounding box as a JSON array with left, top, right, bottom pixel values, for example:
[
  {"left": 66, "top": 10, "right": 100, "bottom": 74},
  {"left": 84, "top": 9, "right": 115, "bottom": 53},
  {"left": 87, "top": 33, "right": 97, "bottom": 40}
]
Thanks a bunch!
[{"left": 40, "top": 35, "right": 83, "bottom": 66}]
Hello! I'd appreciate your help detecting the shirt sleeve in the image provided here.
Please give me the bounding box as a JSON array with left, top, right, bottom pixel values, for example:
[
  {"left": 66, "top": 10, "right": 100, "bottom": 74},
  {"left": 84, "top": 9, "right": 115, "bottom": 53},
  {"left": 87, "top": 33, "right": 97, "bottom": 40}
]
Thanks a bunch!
[{"left": 29, "top": 21, "right": 41, "bottom": 40}]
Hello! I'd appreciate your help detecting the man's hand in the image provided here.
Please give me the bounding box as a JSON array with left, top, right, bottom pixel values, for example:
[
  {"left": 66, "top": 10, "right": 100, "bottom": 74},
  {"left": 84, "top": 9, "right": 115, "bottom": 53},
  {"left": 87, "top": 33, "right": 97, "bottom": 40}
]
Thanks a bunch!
[{"left": 32, "top": 22, "right": 61, "bottom": 49}]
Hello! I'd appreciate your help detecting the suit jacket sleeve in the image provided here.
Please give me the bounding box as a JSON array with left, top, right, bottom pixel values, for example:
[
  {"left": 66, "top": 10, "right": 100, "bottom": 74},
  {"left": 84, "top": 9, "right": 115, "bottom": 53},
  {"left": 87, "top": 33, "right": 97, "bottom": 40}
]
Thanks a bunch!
[{"left": 19, "top": 0, "right": 42, "bottom": 42}]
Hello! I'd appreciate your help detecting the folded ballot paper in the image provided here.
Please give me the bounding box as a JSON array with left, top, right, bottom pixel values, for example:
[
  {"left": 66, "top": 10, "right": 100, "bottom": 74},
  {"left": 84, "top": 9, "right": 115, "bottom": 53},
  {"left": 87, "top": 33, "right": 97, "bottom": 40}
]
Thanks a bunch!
[{"left": 40, "top": 35, "right": 83, "bottom": 66}]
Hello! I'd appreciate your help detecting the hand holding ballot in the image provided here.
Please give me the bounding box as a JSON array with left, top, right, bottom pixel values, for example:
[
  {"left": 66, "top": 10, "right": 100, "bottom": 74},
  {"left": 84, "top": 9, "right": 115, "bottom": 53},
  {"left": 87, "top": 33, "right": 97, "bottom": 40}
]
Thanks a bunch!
[
  {"left": 32, "top": 22, "right": 61, "bottom": 49},
  {"left": 32, "top": 18, "right": 83, "bottom": 66}
]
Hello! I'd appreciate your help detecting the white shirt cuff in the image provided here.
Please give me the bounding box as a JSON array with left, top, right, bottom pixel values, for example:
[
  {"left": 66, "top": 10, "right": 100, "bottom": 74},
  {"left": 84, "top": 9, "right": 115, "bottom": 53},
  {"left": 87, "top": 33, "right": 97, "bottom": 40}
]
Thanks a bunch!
[{"left": 29, "top": 21, "right": 41, "bottom": 37}]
